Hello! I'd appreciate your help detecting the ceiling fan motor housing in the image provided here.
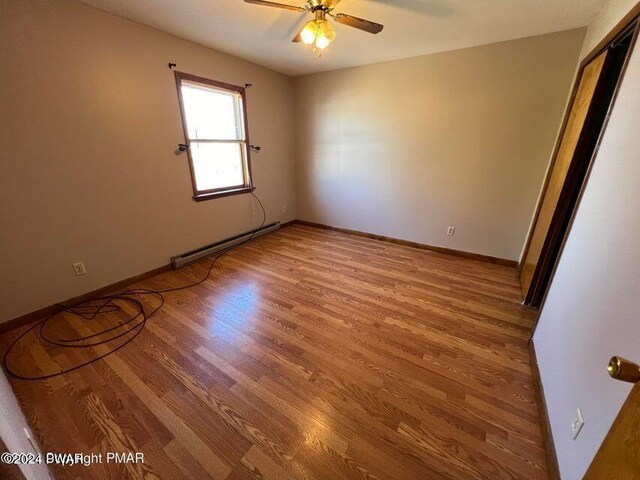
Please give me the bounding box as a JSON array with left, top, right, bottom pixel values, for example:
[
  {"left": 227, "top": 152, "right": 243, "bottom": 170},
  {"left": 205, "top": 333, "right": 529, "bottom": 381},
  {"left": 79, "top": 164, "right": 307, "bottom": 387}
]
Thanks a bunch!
[{"left": 305, "top": 0, "right": 337, "bottom": 13}]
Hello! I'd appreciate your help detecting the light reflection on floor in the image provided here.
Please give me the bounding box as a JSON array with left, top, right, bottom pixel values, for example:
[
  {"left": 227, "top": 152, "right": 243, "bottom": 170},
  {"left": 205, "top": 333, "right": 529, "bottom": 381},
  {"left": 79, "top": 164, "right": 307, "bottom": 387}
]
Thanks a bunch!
[{"left": 205, "top": 280, "right": 261, "bottom": 341}]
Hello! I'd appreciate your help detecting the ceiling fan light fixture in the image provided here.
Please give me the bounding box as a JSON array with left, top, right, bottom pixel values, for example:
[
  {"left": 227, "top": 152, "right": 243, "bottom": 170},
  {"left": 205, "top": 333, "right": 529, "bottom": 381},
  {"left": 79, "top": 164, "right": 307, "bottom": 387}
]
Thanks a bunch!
[
  {"left": 300, "top": 20, "right": 318, "bottom": 45},
  {"left": 244, "top": 0, "right": 384, "bottom": 53},
  {"left": 315, "top": 34, "right": 330, "bottom": 50},
  {"left": 314, "top": 19, "right": 335, "bottom": 49}
]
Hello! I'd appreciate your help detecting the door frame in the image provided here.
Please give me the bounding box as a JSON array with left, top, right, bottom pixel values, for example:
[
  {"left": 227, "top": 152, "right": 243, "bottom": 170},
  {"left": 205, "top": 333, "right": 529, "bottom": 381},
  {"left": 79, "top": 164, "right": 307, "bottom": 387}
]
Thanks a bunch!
[{"left": 519, "top": 5, "right": 640, "bottom": 323}]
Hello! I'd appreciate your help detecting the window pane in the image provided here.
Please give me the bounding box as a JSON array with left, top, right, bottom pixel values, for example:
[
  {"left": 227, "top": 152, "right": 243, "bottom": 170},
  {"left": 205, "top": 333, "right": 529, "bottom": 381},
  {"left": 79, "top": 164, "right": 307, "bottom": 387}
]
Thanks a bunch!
[
  {"left": 190, "top": 142, "right": 245, "bottom": 192},
  {"left": 181, "top": 82, "right": 244, "bottom": 141}
]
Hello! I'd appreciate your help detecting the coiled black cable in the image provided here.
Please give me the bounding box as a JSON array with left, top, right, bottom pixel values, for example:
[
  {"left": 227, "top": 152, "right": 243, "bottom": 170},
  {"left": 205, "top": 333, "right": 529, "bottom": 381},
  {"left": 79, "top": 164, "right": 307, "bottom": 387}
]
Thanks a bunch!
[{"left": 3, "top": 192, "right": 267, "bottom": 380}]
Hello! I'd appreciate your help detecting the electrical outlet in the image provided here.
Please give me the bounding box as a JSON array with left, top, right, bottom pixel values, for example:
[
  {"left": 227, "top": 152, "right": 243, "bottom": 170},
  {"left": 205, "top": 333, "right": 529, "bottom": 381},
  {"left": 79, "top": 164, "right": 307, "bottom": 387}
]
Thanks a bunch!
[
  {"left": 72, "top": 262, "right": 87, "bottom": 276},
  {"left": 571, "top": 408, "right": 585, "bottom": 440},
  {"left": 282, "top": 205, "right": 287, "bottom": 213},
  {"left": 447, "top": 226, "right": 456, "bottom": 236}
]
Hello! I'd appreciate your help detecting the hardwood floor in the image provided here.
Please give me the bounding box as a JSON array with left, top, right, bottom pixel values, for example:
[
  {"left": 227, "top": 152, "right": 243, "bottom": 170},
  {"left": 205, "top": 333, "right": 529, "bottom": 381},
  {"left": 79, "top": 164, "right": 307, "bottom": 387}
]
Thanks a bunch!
[{"left": 0, "top": 224, "right": 547, "bottom": 479}]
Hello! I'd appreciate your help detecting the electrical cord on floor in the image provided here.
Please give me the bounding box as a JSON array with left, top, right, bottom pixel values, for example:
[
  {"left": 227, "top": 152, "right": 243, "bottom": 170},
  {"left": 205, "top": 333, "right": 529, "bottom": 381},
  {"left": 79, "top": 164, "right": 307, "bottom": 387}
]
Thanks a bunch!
[{"left": 3, "top": 191, "right": 267, "bottom": 380}]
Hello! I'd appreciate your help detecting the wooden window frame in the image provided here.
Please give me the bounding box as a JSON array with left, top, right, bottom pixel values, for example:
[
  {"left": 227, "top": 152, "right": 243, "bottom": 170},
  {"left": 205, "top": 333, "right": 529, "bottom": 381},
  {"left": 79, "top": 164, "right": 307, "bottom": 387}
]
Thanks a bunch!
[{"left": 174, "top": 71, "right": 254, "bottom": 202}]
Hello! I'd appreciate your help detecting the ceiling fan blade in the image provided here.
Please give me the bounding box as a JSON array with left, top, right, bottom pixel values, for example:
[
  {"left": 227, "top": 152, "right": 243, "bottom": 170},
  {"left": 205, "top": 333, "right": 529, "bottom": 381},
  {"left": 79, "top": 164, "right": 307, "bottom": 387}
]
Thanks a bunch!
[
  {"left": 292, "top": 32, "right": 303, "bottom": 42},
  {"left": 244, "top": 0, "right": 305, "bottom": 12},
  {"left": 334, "top": 13, "right": 384, "bottom": 34}
]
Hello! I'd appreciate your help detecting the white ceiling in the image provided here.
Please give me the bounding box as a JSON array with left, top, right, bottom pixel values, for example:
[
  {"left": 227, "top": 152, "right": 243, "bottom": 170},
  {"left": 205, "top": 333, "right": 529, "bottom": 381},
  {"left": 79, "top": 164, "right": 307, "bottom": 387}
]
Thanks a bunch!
[{"left": 81, "top": 0, "right": 604, "bottom": 76}]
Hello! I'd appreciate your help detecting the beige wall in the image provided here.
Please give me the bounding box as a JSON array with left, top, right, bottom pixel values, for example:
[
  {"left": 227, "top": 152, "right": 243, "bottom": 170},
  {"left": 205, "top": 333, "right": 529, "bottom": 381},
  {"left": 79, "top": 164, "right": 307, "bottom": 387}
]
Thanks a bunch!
[
  {"left": 0, "top": 0, "right": 296, "bottom": 323},
  {"left": 293, "top": 29, "right": 585, "bottom": 261},
  {"left": 533, "top": 2, "right": 640, "bottom": 479}
]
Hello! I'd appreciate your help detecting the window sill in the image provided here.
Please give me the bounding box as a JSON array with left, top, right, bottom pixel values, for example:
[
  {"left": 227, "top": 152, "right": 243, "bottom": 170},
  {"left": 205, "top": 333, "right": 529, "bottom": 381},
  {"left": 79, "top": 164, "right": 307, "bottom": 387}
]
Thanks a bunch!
[{"left": 193, "top": 186, "right": 254, "bottom": 202}]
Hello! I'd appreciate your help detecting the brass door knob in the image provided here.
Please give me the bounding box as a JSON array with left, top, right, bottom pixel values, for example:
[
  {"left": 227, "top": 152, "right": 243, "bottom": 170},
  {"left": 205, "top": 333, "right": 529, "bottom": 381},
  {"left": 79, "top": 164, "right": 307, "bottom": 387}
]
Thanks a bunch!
[{"left": 608, "top": 356, "right": 640, "bottom": 383}]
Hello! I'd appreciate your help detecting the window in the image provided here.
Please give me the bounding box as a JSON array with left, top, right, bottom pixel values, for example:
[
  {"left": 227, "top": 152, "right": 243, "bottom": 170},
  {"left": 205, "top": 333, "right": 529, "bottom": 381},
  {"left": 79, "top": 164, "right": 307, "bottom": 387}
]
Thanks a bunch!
[{"left": 175, "top": 72, "right": 253, "bottom": 201}]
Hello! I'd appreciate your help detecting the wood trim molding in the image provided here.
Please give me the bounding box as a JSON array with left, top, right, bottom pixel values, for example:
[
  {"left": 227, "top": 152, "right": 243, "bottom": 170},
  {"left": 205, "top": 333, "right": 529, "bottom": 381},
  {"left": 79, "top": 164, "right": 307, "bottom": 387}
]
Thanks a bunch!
[
  {"left": 280, "top": 219, "right": 298, "bottom": 228},
  {"left": 0, "top": 264, "right": 172, "bottom": 335},
  {"left": 518, "top": 4, "right": 640, "bottom": 277},
  {"left": 529, "top": 340, "right": 561, "bottom": 480},
  {"left": 193, "top": 186, "right": 254, "bottom": 202},
  {"left": 527, "top": 25, "right": 639, "bottom": 341},
  {"left": 1, "top": 219, "right": 516, "bottom": 335},
  {"left": 0, "top": 219, "right": 295, "bottom": 335},
  {"left": 517, "top": 59, "right": 587, "bottom": 277},
  {"left": 581, "top": 2, "right": 640, "bottom": 68},
  {"left": 527, "top": 30, "right": 637, "bottom": 310},
  {"left": 174, "top": 71, "right": 254, "bottom": 199},
  {"left": 291, "top": 220, "right": 518, "bottom": 267}
]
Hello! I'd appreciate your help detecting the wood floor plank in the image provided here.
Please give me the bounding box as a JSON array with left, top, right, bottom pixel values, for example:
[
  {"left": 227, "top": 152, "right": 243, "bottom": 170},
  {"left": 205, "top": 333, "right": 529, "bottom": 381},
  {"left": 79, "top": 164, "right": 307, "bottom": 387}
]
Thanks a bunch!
[{"left": 0, "top": 225, "right": 547, "bottom": 479}]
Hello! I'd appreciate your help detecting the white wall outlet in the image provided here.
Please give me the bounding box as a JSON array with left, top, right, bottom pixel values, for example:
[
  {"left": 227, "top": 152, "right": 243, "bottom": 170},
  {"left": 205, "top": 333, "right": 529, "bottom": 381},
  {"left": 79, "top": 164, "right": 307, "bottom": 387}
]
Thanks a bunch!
[
  {"left": 282, "top": 205, "right": 287, "bottom": 213},
  {"left": 72, "top": 262, "right": 87, "bottom": 276},
  {"left": 571, "top": 408, "right": 585, "bottom": 440},
  {"left": 447, "top": 226, "right": 456, "bottom": 236}
]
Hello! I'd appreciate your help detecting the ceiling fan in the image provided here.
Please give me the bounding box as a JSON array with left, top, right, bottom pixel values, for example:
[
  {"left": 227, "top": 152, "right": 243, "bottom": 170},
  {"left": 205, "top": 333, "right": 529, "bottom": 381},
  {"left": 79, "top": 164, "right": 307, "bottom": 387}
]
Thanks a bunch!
[{"left": 244, "top": 0, "right": 384, "bottom": 52}]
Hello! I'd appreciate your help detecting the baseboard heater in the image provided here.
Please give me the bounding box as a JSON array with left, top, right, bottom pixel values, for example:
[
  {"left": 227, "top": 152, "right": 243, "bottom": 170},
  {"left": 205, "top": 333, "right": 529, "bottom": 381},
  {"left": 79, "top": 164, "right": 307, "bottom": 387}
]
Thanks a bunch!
[{"left": 171, "top": 222, "right": 280, "bottom": 269}]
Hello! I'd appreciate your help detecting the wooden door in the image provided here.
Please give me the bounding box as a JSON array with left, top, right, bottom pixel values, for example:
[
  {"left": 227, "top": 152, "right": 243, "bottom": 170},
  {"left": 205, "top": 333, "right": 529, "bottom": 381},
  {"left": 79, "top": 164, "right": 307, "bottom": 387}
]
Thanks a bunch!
[
  {"left": 520, "top": 51, "right": 609, "bottom": 299},
  {"left": 585, "top": 358, "right": 640, "bottom": 479}
]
